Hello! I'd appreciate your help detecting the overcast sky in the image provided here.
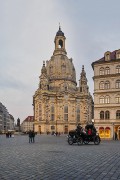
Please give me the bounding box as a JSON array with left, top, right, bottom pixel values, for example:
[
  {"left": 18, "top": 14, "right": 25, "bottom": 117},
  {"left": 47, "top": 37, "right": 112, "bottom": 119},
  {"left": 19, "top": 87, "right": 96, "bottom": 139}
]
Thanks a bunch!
[{"left": 0, "top": 0, "right": 120, "bottom": 123}]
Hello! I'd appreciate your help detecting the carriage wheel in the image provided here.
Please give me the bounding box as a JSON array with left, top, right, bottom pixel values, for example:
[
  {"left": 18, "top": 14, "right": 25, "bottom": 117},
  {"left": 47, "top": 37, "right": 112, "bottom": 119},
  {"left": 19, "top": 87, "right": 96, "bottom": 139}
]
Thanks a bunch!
[
  {"left": 68, "top": 137, "right": 73, "bottom": 145},
  {"left": 94, "top": 136, "right": 100, "bottom": 145},
  {"left": 77, "top": 137, "right": 83, "bottom": 145}
]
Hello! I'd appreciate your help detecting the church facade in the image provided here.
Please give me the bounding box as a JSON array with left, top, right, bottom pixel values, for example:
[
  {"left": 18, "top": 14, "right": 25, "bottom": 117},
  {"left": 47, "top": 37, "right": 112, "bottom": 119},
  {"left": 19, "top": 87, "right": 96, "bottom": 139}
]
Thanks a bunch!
[{"left": 33, "top": 27, "right": 93, "bottom": 134}]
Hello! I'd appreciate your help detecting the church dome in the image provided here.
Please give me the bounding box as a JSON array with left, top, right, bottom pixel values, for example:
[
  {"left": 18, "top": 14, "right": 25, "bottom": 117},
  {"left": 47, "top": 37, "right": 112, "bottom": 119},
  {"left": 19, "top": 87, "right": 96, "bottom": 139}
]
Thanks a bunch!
[
  {"left": 56, "top": 26, "right": 64, "bottom": 37},
  {"left": 44, "top": 27, "right": 77, "bottom": 91}
]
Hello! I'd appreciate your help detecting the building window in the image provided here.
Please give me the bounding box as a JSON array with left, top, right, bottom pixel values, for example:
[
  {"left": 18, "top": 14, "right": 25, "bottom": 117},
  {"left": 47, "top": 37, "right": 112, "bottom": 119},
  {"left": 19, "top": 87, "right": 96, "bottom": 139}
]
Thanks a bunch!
[
  {"left": 51, "top": 105, "right": 54, "bottom": 121},
  {"left": 99, "top": 96, "right": 104, "bottom": 104},
  {"left": 99, "top": 67, "right": 104, "bottom": 75},
  {"left": 116, "top": 65, "right": 120, "bottom": 74},
  {"left": 105, "top": 81, "right": 110, "bottom": 89},
  {"left": 105, "top": 96, "right": 110, "bottom": 104},
  {"left": 116, "top": 80, "right": 120, "bottom": 89},
  {"left": 100, "top": 111, "right": 104, "bottom": 119},
  {"left": 105, "top": 67, "right": 110, "bottom": 75},
  {"left": 100, "top": 81, "right": 104, "bottom": 89},
  {"left": 76, "top": 107, "right": 80, "bottom": 122},
  {"left": 51, "top": 125, "right": 55, "bottom": 130},
  {"left": 64, "top": 105, "right": 68, "bottom": 121},
  {"left": 105, "top": 111, "right": 110, "bottom": 119},
  {"left": 116, "top": 95, "right": 120, "bottom": 103},
  {"left": 116, "top": 110, "right": 120, "bottom": 119}
]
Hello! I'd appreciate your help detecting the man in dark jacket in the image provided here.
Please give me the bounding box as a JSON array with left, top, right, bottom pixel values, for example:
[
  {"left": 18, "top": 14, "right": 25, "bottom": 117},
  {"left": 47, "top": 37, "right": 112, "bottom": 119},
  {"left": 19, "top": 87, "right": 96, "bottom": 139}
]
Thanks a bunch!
[{"left": 28, "top": 130, "right": 32, "bottom": 143}]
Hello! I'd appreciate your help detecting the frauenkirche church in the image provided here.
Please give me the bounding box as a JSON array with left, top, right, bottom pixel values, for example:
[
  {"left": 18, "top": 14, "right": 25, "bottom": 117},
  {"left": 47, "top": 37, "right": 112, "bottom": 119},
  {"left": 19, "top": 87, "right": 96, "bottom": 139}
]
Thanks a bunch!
[{"left": 33, "top": 26, "right": 93, "bottom": 134}]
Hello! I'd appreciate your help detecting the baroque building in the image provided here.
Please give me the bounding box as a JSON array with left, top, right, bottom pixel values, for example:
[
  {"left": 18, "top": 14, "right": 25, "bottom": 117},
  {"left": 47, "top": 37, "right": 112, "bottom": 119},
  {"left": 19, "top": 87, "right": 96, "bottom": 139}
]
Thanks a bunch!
[
  {"left": 33, "top": 27, "right": 93, "bottom": 134},
  {"left": 92, "top": 50, "right": 120, "bottom": 140},
  {"left": 21, "top": 116, "right": 34, "bottom": 133}
]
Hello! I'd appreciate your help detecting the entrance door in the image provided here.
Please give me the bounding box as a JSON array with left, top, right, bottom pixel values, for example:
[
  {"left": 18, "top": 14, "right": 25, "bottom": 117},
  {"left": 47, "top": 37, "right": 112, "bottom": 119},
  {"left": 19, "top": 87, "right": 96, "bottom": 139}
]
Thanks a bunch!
[{"left": 64, "top": 125, "right": 68, "bottom": 134}]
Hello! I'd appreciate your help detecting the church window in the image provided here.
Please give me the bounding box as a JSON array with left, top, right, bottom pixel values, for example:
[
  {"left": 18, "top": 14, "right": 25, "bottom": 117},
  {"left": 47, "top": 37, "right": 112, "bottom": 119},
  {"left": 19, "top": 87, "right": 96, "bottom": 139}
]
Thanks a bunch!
[
  {"left": 105, "top": 81, "right": 110, "bottom": 89},
  {"left": 116, "top": 110, "right": 120, "bottom": 119},
  {"left": 58, "top": 39, "right": 63, "bottom": 48},
  {"left": 99, "top": 67, "right": 104, "bottom": 75},
  {"left": 116, "top": 65, "right": 120, "bottom": 74},
  {"left": 105, "top": 96, "right": 110, "bottom": 104},
  {"left": 99, "top": 96, "right": 104, "bottom": 104},
  {"left": 100, "top": 111, "right": 104, "bottom": 119},
  {"left": 76, "top": 107, "right": 80, "bottom": 122},
  {"left": 105, "top": 111, "right": 110, "bottom": 119},
  {"left": 51, "top": 105, "right": 54, "bottom": 121},
  {"left": 105, "top": 67, "right": 110, "bottom": 75},
  {"left": 99, "top": 81, "right": 104, "bottom": 89},
  {"left": 64, "top": 105, "right": 68, "bottom": 121},
  {"left": 116, "top": 80, "right": 120, "bottom": 89}
]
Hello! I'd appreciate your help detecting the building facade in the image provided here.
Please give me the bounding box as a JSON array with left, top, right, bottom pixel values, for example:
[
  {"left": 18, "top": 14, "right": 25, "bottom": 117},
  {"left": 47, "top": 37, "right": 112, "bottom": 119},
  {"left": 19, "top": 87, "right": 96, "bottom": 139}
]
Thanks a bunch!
[
  {"left": 21, "top": 116, "right": 34, "bottom": 133},
  {"left": 0, "top": 102, "right": 11, "bottom": 133},
  {"left": 33, "top": 27, "right": 93, "bottom": 134},
  {"left": 92, "top": 50, "right": 120, "bottom": 140}
]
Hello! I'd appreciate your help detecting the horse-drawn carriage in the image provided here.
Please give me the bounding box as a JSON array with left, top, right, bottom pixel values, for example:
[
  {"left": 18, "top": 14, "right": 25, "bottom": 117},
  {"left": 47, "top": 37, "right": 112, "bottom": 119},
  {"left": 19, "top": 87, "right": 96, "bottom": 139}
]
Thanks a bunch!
[{"left": 68, "top": 124, "right": 101, "bottom": 145}]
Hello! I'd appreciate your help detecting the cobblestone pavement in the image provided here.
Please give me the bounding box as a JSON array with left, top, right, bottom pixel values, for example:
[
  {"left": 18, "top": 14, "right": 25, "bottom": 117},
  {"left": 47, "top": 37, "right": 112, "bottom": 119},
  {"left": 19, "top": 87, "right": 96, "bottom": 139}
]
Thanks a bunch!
[{"left": 0, "top": 135, "right": 120, "bottom": 180}]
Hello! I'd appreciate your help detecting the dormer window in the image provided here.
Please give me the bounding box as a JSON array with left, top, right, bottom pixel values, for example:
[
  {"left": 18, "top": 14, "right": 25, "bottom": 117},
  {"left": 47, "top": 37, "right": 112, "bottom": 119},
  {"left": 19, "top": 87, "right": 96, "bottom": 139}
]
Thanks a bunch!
[
  {"left": 116, "top": 50, "right": 120, "bottom": 59},
  {"left": 104, "top": 51, "right": 111, "bottom": 61}
]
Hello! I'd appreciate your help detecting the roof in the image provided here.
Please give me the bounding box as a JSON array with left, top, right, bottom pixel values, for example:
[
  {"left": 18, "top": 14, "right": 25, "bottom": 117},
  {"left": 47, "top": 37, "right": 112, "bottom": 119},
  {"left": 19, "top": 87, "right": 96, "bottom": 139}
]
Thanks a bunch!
[
  {"left": 91, "top": 50, "right": 119, "bottom": 69},
  {"left": 24, "top": 116, "right": 34, "bottom": 122},
  {"left": 56, "top": 26, "right": 64, "bottom": 37}
]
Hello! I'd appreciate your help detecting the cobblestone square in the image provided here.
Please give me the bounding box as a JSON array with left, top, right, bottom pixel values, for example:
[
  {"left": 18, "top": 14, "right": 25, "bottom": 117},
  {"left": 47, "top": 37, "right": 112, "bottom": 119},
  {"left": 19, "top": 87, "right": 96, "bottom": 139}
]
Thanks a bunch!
[{"left": 0, "top": 135, "right": 120, "bottom": 180}]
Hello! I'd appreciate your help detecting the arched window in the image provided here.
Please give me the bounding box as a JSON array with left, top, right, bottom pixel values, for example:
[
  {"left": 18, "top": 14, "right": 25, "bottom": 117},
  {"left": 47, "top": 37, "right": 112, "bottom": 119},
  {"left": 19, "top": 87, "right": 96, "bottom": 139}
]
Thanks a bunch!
[
  {"left": 116, "top": 110, "right": 120, "bottom": 119},
  {"left": 105, "top": 67, "right": 110, "bottom": 75},
  {"left": 105, "top": 81, "right": 110, "bottom": 89},
  {"left": 99, "top": 67, "right": 104, "bottom": 75},
  {"left": 58, "top": 39, "right": 63, "bottom": 48},
  {"left": 99, "top": 96, "right": 104, "bottom": 104},
  {"left": 64, "top": 105, "right": 68, "bottom": 121},
  {"left": 116, "top": 80, "right": 120, "bottom": 89},
  {"left": 105, "top": 95, "right": 110, "bottom": 104},
  {"left": 51, "top": 105, "right": 54, "bottom": 121},
  {"left": 105, "top": 111, "right": 110, "bottom": 119},
  {"left": 100, "top": 111, "right": 104, "bottom": 119},
  {"left": 116, "top": 95, "right": 120, "bottom": 103},
  {"left": 116, "top": 65, "right": 120, "bottom": 74},
  {"left": 99, "top": 81, "right": 104, "bottom": 90},
  {"left": 76, "top": 107, "right": 80, "bottom": 122}
]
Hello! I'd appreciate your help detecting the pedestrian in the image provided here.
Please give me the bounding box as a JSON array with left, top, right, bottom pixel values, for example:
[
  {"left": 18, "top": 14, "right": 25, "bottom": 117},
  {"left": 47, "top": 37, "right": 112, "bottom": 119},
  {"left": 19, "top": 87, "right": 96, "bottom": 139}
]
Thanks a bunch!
[
  {"left": 31, "top": 130, "right": 35, "bottom": 143},
  {"left": 28, "top": 130, "right": 32, "bottom": 143}
]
